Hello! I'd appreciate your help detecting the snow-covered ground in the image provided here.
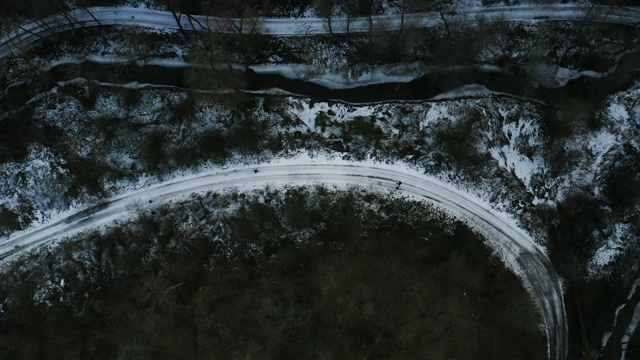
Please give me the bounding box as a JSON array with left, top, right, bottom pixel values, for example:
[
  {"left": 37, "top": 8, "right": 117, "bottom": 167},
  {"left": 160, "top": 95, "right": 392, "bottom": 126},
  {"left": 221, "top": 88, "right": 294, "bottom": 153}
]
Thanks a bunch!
[
  {"left": 0, "top": 86, "right": 539, "bottom": 242},
  {"left": 586, "top": 83, "right": 640, "bottom": 275},
  {"left": 5, "top": 77, "right": 638, "bottom": 262}
]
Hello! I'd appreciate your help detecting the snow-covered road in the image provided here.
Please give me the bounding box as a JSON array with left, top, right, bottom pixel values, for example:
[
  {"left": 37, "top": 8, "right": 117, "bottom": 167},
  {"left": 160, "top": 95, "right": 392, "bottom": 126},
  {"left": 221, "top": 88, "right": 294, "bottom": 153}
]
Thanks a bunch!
[
  {"left": 1, "top": 5, "right": 639, "bottom": 59},
  {"left": 0, "top": 160, "right": 567, "bottom": 360}
]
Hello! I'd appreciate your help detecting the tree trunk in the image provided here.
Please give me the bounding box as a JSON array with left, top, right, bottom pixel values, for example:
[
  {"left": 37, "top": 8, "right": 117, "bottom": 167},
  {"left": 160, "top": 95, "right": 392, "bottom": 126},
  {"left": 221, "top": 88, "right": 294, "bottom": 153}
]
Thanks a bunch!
[{"left": 170, "top": 10, "right": 185, "bottom": 33}]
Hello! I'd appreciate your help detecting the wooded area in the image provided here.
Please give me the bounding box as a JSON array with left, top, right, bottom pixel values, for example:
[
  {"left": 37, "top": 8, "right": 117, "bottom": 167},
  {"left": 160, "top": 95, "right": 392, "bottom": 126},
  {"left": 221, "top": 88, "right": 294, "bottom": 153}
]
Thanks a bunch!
[{"left": 0, "top": 187, "right": 545, "bottom": 359}]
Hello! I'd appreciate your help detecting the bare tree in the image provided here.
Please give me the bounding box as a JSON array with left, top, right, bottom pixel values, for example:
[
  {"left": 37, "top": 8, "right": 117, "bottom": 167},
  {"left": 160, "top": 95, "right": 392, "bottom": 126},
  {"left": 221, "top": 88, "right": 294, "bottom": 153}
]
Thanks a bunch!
[
  {"left": 315, "top": 0, "right": 334, "bottom": 34},
  {"left": 364, "top": 0, "right": 374, "bottom": 37},
  {"left": 0, "top": 18, "right": 44, "bottom": 77},
  {"left": 432, "top": 0, "right": 456, "bottom": 39},
  {"left": 155, "top": 0, "right": 188, "bottom": 33},
  {"left": 345, "top": 0, "right": 356, "bottom": 33},
  {"left": 397, "top": 0, "right": 421, "bottom": 34}
]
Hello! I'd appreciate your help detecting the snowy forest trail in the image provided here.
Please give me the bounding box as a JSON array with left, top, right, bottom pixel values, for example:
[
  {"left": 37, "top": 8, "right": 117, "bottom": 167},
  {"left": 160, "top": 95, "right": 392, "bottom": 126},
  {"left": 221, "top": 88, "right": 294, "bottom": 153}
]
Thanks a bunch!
[
  {"left": 1, "top": 5, "right": 639, "bottom": 58},
  {"left": 0, "top": 160, "right": 567, "bottom": 360}
]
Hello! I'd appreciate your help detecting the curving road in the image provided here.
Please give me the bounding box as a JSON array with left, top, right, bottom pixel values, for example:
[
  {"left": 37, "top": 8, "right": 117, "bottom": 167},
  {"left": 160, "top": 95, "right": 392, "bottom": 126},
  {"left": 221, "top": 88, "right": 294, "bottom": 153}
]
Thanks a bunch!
[
  {"left": 1, "top": 5, "right": 640, "bottom": 58},
  {"left": 0, "top": 160, "right": 567, "bottom": 360}
]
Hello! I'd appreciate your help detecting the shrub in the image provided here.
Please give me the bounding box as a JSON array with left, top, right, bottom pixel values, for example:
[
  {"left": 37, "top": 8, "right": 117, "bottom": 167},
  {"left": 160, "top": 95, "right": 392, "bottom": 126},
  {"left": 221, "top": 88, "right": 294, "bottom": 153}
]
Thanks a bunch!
[{"left": 603, "top": 145, "right": 640, "bottom": 209}]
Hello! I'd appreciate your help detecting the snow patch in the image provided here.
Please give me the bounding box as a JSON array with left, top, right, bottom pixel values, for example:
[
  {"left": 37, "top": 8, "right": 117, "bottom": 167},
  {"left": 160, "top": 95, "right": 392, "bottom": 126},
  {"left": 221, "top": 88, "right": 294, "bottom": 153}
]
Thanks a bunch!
[
  {"left": 589, "top": 223, "right": 629, "bottom": 274},
  {"left": 421, "top": 103, "right": 454, "bottom": 129},
  {"left": 608, "top": 103, "right": 630, "bottom": 122},
  {"left": 286, "top": 98, "right": 378, "bottom": 132},
  {"left": 522, "top": 62, "right": 604, "bottom": 89},
  {"left": 488, "top": 116, "right": 546, "bottom": 199}
]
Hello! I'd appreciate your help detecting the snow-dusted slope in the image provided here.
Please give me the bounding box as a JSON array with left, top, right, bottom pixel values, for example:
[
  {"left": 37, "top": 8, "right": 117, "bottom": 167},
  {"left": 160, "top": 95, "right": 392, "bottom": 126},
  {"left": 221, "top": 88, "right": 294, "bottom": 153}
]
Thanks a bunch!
[
  {"left": 1, "top": 5, "right": 639, "bottom": 58},
  {"left": 0, "top": 159, "right": 567, "bottom": 360}
]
